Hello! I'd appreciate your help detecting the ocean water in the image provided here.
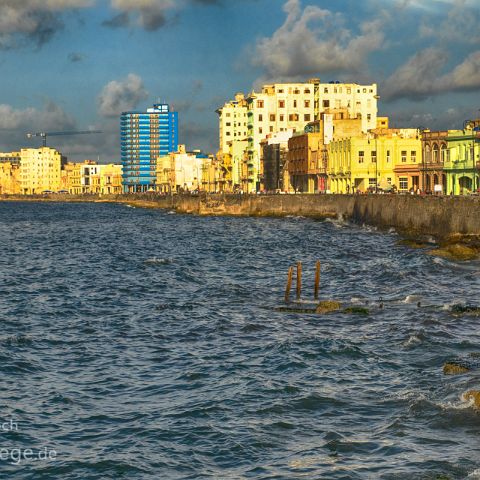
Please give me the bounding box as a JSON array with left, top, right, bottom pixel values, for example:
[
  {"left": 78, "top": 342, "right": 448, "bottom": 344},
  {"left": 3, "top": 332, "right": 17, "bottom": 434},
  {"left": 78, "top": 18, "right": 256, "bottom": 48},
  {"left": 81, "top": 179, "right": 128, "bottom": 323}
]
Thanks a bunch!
[{"left": 1, "top": 201, "right": 480, "bottom": 479}]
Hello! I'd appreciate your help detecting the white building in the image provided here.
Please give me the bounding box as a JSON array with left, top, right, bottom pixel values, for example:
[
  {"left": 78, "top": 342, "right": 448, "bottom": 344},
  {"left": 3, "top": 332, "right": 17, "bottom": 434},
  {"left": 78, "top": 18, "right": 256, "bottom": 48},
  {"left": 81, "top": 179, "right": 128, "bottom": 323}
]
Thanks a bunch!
[
  {"left": 219, "top": 79, "right": 379, "bottom": 190},
  {"left": 216, "top": 92, "right": 248, "bottom": 155}
]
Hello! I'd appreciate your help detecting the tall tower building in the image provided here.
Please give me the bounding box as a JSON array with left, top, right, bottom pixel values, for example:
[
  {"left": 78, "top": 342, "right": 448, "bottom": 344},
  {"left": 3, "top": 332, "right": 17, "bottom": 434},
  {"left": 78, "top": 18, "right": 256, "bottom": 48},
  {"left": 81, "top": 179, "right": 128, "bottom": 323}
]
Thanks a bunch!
[{"left": 121, "top": 103, "right": 178, "bottom": 192}]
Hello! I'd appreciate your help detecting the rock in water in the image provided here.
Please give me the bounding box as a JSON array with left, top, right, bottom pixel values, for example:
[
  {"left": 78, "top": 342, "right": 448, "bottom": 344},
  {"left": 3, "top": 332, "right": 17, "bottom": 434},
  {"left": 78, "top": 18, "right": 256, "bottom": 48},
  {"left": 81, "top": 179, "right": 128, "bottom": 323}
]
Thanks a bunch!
[
  {"left": 443, "top": 353, "right": 480, "bottom": 375},
  {"left": 463, "top": 390, "right": 480, "bottom": 409},
  {"left": 315, "top": 301, "right": 341, "bottom": 315}
]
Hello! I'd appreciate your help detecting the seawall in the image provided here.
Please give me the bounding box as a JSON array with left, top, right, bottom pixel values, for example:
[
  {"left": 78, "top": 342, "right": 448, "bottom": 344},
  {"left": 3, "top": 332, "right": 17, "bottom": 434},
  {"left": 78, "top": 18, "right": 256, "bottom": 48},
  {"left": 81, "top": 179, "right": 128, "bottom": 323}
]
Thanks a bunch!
[{"left": 2, "top": 193, "right": 480, "bottom": 239}]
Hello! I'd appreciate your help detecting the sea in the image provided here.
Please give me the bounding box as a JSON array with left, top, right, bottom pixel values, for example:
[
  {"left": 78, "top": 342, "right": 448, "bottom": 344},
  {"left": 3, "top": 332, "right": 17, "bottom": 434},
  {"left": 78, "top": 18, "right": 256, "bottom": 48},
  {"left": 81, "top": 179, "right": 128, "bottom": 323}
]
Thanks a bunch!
[{"left": 0, "top": 201, "right": 479, "bottom": 479}]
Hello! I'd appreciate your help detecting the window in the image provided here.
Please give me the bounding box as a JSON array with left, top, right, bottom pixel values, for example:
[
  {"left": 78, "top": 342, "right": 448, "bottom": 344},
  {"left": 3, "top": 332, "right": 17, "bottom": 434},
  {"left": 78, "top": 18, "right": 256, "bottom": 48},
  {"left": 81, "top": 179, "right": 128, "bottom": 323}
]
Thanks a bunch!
[
  {"left": 387, "top": 177, "right": 392, "bottom": 184},
  {"left": 279, "top": 100, "right": 285, "bottom": 108},
  {"left": 347, "top": 88, "right": 351, "bottom": 94},
  {"left": 304, "top": 100, "right": 310, "bottom": 108},
  {"left": 257, "top": 100, "right": 264, "bottom": 108},
  {"left": 270, "top": 126, "right": 273, "bottom": 132},
  {"left": 226, "top": 122, "right": 231, "bottom": 126},
  {"left": 304, "top": 114, "right": 311, "bottom": 121},
  {"left": 367, "top": 114, "right": 371, "bottom": 121},
  {"left": 226, "top": 132, "right": 231, "bottom": 136},
  {"left": 259, "top": 127, "right": 263, "bottom": 134},
  {"left": 358, "top": 151, "right": 365, "bottom": 163},
  {"left": 293, "top": 89, "right": 300, "bottom": 94},
  {"left": 304, "top": 89, "right": 310, "bottom": 94},
  {"left": 258, "top": 114, "right": 263, "bottom": 121},
  {"left": 363, "top": 88, "right": 367, "bottom": 93},
  {"left": 411, "top": 151, "right": 417, "bottom": 162},
  {"left": 401, "top": 151, "right": 407, "bottom": 162},
  {"left": 289, "top": 114, "right": 299, "bottom": 121},
  {"left": 293, "top": 100, "right": 297, "bottom": 108},
  {"left": 399, "top": 177, "right": 408, "bottom": 190},
  {"left": 371, "top": 151, "right": 377, "bottom": 163},
  {"left": 369, "top": 178, "right": 376, "bottom": 188},
  {"left": 278, "top": 89, "right": 284, "bottom": 93},
  {"left": 280, "top": 114, "right": 284, "bottom": 122},
  {"left": 323, "top": 100, "right": 330, "bottom": 108},
  {"left": 386, "top": 150, "right": 391, "bottom": 162},
  {"left": 225, "top": 113, "right": 231, "bottom": 117},
  {"left": 324, "top": 87, "right": 328, "bottom": 93},
  {"left": 270, "top": 114, "right": 275, "bottom": 121}
]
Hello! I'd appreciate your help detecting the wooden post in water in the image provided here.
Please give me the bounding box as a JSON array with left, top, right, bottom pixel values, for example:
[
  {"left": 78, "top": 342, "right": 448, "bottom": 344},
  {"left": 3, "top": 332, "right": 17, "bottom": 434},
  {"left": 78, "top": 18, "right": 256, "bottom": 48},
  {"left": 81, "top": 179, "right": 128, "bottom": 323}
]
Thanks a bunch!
[
  {"left": 314, "top": 261, "right": 321, "bottom": 300},
  {"left": 285, "top": 266, "right": 293, "bottom": 303},
  {"left": 296, "top": 262, "right": 302, "bottom": 300}
]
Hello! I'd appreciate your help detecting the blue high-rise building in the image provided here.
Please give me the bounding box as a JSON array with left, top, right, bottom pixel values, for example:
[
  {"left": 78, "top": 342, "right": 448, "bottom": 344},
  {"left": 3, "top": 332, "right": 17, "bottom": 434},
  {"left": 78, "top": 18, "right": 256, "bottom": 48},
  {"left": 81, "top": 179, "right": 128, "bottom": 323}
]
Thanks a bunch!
[{"left": 120, "top": 103, "right": 178, "bottom": 192}]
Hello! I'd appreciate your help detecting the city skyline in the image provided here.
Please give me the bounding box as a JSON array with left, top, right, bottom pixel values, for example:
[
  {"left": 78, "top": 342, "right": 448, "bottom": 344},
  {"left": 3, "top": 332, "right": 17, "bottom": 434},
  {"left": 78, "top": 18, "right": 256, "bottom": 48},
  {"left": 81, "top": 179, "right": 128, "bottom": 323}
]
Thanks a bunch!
[{"left": 0, "top": 0, "right": 479, "bottom": 162}]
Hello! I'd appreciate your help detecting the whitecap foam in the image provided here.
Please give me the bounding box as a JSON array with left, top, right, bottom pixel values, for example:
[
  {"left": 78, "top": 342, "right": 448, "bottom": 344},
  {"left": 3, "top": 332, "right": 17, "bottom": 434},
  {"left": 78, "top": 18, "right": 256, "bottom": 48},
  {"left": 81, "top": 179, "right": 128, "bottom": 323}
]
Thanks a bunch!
[
  {"left": 404, "top": 295, "right": 422, "bottom": 304},
  {"left": 402, "top": 334, "right": 422, "bottom": 348},
  {"left": 468, "top": 468, "right": 480, "bottom": 478},
  {"left": 144, "top": 257, "right": 172, "bottom": 265}
]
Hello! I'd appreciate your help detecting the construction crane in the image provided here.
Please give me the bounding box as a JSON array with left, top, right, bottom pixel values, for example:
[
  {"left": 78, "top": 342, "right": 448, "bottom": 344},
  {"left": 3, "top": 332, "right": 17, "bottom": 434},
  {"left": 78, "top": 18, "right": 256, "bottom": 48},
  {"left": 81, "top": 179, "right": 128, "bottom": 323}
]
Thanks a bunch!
[{"left": 26, "top": 130, "right": 102, "bottom": 147}]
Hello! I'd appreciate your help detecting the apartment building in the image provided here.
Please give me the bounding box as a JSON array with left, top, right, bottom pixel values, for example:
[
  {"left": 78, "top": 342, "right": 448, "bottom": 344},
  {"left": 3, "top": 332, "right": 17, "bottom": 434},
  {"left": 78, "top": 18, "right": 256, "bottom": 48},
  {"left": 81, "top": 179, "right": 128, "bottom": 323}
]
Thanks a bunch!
[
  {"left": 121, "top": 103, "right": 178, "bottom": 192},
  {"left": 216, "top": 93, "right": 248, "bottom": 154},
  {"left": 19, "top": 147, "right": 64, "bottom": 194}
]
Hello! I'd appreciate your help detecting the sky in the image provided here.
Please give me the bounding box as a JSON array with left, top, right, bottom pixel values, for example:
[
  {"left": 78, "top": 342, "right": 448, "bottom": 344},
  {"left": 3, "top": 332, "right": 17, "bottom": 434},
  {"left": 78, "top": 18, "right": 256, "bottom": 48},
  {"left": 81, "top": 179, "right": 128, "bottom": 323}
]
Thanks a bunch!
[{"left": 0, "top": 0, "right": 479, "bottom": 162}]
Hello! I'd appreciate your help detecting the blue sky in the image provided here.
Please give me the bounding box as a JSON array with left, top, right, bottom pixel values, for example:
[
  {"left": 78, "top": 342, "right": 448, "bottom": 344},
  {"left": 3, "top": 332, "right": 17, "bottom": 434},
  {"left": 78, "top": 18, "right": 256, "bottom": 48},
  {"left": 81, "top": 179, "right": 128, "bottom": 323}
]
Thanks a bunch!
[{"left": 0, "top": 0, "right": 479, "bottom": 162}]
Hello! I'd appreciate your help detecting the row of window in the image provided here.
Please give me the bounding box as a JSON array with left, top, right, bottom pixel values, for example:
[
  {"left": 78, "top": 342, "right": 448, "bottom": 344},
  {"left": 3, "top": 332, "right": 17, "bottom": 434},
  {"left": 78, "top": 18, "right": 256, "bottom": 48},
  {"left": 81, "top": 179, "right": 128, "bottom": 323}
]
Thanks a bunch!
[{"left": 356, "top": 151, "right": 417, "bottom": 163}]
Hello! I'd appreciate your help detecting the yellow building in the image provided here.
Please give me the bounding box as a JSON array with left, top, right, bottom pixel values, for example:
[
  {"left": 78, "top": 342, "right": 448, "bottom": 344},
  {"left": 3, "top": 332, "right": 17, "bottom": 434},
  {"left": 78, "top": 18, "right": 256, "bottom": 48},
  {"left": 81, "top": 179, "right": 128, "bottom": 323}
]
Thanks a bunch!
[
  {"left": 61, "top": 161, "right": 123, "bottom": 194},
  {"left": 287, "top": 110, "right": 363, "bottom": 193},
  {"left": 99, "top": 164, "right": 123, "bottom": 194},
  {"left": 19, "top": 147, "right": 64, "bottom": 194},
  {"left": 328, "top": 129, "right": 421, "bottom": 193},
  {"left": 0, "top": 152, "right": 21, "bottom": 194}
]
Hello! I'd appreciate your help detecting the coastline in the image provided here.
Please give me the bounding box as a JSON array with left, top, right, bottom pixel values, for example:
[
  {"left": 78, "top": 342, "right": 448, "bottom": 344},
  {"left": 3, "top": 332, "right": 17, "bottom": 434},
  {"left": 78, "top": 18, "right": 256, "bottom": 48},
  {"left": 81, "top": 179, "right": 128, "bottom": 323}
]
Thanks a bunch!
[{"left": 2, "top": 192, "right": 480, "bottom": 241}]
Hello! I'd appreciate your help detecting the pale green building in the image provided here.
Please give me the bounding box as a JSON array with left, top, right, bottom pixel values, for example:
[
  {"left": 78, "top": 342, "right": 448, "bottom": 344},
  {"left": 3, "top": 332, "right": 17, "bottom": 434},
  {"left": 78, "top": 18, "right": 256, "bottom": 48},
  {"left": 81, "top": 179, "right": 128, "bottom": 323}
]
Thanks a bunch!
[{"left": 444, "top": 124, "right": 480, "bottom": 195}]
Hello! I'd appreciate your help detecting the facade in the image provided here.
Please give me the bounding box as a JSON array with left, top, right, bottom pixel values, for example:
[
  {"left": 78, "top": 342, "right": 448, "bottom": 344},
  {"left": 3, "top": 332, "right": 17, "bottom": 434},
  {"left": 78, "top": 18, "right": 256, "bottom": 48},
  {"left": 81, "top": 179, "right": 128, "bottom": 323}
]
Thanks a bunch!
[
  {"left": 444, "top": 123, "right": 480, "bottom": 195},
  {"left": 19, "top": 147, "right": 64, "bottom": 194},
  {"left": 288, "top": 111, "right": 363, "bottom": 193},
  {"left": 242, "top": 79, "right": 378, "bottom": 190},
  {"left": 216, "top": 93, "right": 248, "bottom": 154},
  {"left": 328, "top": 129, "right": 421, "bottom": 193},
  {"left": 421, "top": 130, "right": 448, "bottom": 194},
  {"left": 121, "top": 103, "right": 178, "bottom": 193},
  {"left": 261, "top": 130, "right": 293, "bottom": 192},
  {"left": 99, "top": 164, "right": 123, "bottom": 194},
  {"left": 61, "top": 161, "right": 123, "bottom": 194},
  {"left": 0, "top": 153, "right": 21, "bottom": 194},
  {"left": 155, "top": 145, "right": 207, "bottom": 193}
]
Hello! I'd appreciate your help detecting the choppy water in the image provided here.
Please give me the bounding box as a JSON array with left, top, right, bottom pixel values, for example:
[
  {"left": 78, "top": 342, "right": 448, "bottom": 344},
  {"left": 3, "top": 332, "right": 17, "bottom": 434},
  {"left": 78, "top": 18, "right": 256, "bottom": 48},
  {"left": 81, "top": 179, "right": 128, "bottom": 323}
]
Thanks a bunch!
[{"left": 1, "top": 201, "right": 480, "bottom": 479}]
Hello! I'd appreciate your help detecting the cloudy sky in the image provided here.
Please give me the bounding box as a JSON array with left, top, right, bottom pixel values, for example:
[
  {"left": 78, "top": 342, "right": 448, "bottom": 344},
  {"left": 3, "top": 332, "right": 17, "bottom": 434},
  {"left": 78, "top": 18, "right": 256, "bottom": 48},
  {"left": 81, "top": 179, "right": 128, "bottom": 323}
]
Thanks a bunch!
[{"left": 0, "top": 0, "right": 479, "bottom": 162}]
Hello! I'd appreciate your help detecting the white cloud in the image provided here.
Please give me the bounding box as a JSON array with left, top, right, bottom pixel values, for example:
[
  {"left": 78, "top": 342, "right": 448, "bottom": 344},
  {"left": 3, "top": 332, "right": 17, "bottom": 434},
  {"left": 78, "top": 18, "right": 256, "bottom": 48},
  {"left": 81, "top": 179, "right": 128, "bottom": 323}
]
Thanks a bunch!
[
  {"left": 97, "top": 73, "right": 149, "bottom": 117},
  {"left": 251, "top": 0, "right": 384, "bottom": 80}
]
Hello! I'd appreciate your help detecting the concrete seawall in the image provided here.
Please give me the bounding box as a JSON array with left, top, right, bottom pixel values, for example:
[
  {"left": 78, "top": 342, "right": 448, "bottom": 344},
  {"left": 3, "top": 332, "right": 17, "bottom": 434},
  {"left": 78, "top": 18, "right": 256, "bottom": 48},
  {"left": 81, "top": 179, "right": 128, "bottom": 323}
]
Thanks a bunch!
[{"left": 2, "top": 193, "right": 480, "bottom": 238}]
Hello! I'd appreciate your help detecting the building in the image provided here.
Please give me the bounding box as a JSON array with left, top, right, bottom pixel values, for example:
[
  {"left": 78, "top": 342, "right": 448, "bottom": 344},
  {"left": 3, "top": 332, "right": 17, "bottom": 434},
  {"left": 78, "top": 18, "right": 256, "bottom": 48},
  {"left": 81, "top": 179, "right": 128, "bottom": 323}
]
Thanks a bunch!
[
  {"left": 216, "top": 93, "right": 248, "bottom": 155},
  {"left": 261, "top": 130, "right": 293, "bottom": 192},
  {"left": 19, "top": 147, "right": 64, "bottom": 194},
  {"left": 328, "top": 129, "right": 421, "bottom": 193},
  {"left": 240, "top": 79, "right": 379, "bottom": 190},
  {"left": 99, "top": 164, "right": 123, "bottom": 194},
  {"left": 0, "top": 152, "right": 21, "bottom": 194},
  {"left": 61, "top": 161, "right": 123, "bottom": 194},
  {"left": 155, "top": 145, "right": 206, "bottom": 193},
  {"left": 201, "top": 155, "right": 224, "bottom": 193},
  {"left": 421, "top": 130, "right": 448, "bottom": 194},
  {"left": 121, "top": 103, "right": 178, "bottom": 193},
  {"left": 288, "top": 110, "right": 363, "bottom": 193},
  {"left": 444, "top": 121, "right": 480, "bottom": 195}
]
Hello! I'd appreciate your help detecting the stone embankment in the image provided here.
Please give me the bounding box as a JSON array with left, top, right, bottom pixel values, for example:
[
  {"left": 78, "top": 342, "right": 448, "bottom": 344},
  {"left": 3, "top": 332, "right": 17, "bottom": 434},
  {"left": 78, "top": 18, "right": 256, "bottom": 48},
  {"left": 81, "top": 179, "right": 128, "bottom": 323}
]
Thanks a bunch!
[{"left": 3, "top": 193, "right": 480, "bottom": 240}]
